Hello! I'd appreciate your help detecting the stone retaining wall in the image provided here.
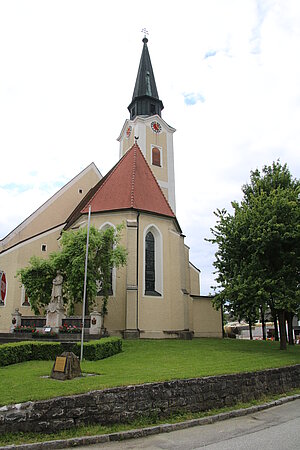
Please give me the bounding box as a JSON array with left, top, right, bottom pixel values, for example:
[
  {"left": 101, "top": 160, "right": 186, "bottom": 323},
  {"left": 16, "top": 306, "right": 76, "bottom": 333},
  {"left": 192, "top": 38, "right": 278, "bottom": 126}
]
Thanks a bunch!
[{"left": 1, "top": 365, "right": 299, "bottom": 434}]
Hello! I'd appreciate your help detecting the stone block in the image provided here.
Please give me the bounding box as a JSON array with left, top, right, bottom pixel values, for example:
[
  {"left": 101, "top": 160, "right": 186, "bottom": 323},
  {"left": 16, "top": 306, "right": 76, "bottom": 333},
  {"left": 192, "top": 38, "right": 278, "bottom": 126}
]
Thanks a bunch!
[{"left": 50, "top": 352, "right": 81, "bottom": 381}]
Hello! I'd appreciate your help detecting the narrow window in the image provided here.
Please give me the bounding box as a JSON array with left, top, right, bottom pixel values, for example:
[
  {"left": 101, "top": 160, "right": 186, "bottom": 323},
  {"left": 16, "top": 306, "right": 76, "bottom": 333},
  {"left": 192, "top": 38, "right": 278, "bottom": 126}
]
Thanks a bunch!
[
  {"left": 145, "top": 232, "right": 155, "bottom": 293},
  {"left": 41, "top": 244, "right": 47, "bottom": 252},
  {"left": 97, "top": 223, "right": 115, "bottom": 296},
  {"left": 144, "top": 226, "right": 163, "bottom": 297},
  {"left": 0, "top": 271, "right": 6, "bottom": 306},
  {"left": 78, "top": 188, "right": 83, "bottom": 194},
  {"left": 152, "top": 147, "right": 161, "bottom": 167},
  {"left": 97, "top": 270, "right": 113, "bottom": 296}
]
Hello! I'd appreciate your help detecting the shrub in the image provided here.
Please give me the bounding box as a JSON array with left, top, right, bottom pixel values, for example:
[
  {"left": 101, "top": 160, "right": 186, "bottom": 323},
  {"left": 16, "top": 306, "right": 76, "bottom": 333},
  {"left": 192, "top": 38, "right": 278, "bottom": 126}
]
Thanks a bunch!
[
  {"left": 14, "top": 325, "right": 36, "bottom": 333},
  {"left": 32, "top": 330, "right": 58, "bottom": 339},
  {"left": 0, "top": 342, "right": 33, "bottom": 366},
  {"left": 0, "top": 337, "right": 122, "bottom": 366},
  {"left": 59, "top": 324, "right": 81, "bottom": 333},
  {"left": 31, "top": 342, "right": 63, "bottom": 361},
  {"left": 75, "top": 337, "right": 122, "bottom": 360}
]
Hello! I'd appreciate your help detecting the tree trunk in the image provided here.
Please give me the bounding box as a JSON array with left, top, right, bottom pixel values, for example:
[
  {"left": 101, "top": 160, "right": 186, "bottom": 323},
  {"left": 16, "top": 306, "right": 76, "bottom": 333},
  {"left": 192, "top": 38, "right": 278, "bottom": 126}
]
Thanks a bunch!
[
  {"left": 271, "top": 308, "right": 279, "bottom": 341},
  {"left": 260, "top": 306, "right": 266, "bottom": 340},
  {"left": 286, "top": 311, "right": 294, "bottom": 345},
  {"left": 278, "top": 309, "right": 287, "bottom": 350},
  {"left": 248, "top": 319, "right": 253, "bottom": 340}
]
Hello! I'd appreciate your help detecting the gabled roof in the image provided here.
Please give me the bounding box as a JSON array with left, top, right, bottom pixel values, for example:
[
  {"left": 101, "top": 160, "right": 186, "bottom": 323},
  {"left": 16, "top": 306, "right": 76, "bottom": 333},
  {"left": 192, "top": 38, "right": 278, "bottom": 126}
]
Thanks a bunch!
[
  {"left": 80, "top": 143, "right": 175, "bottom": 218},
  {"left": 1, "top": 163, "right": 102, "bottom": 252}
]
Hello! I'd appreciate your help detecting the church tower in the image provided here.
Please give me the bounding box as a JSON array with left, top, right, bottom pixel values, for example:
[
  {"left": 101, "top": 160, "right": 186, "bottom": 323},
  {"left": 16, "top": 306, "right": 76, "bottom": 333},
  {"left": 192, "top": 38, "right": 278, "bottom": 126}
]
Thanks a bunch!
[{"left": 118, "top": 36, "right": 176, "bottom": 213}]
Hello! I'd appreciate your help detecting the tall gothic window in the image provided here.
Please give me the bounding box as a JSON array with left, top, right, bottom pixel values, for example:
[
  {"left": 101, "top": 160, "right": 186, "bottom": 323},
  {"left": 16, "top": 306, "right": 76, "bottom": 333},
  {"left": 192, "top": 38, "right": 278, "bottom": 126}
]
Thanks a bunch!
[
  {"left": 145, "top": 231, "right": 161, "bottom": 296},
  {"left": 97, "top": 223, "right": 115, "bottom": 297},
  {"left": 97, "top": 270, "right": 113, "bottom": 296}
]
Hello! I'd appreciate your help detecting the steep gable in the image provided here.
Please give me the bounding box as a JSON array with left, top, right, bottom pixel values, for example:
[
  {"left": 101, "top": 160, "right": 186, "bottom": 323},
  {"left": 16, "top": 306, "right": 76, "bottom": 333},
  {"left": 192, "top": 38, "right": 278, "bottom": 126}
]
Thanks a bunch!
[
  {"left": 1, "top": 163, "right": 102, "bottom": 252},
  {"left": 81, "top": 144, "right": 175, "bottom": 218}
]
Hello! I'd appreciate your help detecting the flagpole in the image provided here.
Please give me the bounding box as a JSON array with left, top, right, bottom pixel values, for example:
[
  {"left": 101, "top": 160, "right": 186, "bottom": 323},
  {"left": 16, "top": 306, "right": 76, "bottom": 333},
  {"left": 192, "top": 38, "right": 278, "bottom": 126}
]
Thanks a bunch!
[{"left": 80, "top": 205, "right": 91, "bottom": 362}]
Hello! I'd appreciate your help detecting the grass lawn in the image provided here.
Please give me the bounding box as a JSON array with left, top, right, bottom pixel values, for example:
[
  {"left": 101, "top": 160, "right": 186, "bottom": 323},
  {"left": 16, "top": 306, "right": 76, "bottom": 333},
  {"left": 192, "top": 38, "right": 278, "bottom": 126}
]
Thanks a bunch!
[{"left": 0, "top": 338, "right": 299, "bottom": 406}]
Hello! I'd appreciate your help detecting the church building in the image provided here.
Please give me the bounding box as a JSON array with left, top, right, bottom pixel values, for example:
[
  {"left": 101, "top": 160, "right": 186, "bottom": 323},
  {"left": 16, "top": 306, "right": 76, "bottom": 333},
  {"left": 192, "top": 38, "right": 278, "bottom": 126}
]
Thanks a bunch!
[{"left": 0, "top": 37, "right": 222, "bottom": 339}]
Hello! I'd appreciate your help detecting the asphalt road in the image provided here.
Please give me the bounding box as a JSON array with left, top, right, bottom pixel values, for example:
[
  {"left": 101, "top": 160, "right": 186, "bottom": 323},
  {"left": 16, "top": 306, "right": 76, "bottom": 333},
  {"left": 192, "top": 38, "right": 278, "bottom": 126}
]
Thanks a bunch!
[{"left": 75, "top": 399, "right": 300, "bottom": 450}]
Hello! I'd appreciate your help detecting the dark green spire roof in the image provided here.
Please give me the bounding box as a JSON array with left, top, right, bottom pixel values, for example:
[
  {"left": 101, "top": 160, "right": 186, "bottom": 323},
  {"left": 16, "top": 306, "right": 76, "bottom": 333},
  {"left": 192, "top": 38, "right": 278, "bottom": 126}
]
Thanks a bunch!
[{"left": 128, "top": 37, "right": 164, "bottom": 120}]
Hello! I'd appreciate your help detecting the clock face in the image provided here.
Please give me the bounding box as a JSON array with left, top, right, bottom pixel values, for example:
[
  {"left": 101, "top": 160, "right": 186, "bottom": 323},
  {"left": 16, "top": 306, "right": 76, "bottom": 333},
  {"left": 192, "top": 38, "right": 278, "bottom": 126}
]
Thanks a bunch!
[
  {"left": 126, "top": 126, "right": 132, "bottom": 139},
  {"left": 151, "top": 121, "right": 162, "bottom": 133}
]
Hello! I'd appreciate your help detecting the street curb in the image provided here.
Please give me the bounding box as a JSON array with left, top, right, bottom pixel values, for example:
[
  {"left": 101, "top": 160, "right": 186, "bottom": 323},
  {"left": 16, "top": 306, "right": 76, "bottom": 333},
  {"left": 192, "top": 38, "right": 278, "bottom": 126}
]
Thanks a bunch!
[{"left": 1, "top": 394, "right": 300, "bottom": 450}]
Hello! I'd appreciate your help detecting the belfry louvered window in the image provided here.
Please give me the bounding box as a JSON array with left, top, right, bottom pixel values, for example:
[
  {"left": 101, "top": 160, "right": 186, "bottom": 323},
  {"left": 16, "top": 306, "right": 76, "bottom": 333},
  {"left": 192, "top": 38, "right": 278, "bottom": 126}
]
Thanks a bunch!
[{"left": 152, "top": 147, "right": 161, "bottom": 167}]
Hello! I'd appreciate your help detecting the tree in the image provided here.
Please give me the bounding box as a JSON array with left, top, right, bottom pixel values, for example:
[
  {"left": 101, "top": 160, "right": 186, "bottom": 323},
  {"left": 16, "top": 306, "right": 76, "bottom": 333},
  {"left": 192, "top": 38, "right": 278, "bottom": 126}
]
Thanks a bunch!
[
  {"left": 17, "top": 225, "right": 127, "bottom": 322},
  {"left": 16, "top": 256, "right": 56, "bottom": 315},
  {"left": 208, "top": 162, "right": 300, "bottom": 350}
]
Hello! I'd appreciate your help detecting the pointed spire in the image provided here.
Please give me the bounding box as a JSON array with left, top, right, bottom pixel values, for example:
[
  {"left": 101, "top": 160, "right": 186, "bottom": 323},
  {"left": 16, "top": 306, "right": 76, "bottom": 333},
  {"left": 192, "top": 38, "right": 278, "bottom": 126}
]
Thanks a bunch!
[{"left": 128, "top": 36, "right": 164, "bottom": 120}]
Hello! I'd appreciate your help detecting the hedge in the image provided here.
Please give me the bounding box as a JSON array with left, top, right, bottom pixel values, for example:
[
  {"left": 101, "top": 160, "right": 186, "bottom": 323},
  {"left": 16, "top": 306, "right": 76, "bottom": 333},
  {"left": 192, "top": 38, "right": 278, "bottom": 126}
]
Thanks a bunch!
[
  {"left": 74, "top": 337, "right": 123, "bottom": 360},
  {"left": 0, "top": 337, "right": 122, "bottom": 367},
  {"left": 0, "top": 342, "right": 33, "bottom": 367}
]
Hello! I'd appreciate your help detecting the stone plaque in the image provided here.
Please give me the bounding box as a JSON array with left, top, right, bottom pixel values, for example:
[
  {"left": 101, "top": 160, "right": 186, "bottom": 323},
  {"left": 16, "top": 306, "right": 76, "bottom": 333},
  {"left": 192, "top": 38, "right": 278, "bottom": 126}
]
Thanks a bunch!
[
  {"left": 54, "top": 356, "right": 66, "bottom": 372},
  {"left": 51, "top": 352, "right": 81, "bottom": 380}
]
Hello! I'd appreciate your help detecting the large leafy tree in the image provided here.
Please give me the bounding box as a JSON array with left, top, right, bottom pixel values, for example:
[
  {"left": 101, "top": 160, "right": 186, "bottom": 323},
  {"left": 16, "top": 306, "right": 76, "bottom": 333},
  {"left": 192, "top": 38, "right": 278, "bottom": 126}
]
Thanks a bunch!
[
  {"left": 17, "top": 225, "right": 127, "bottom": 322},
  {"left": 208, "top": 162, "right": 300, "bottom": 350}
]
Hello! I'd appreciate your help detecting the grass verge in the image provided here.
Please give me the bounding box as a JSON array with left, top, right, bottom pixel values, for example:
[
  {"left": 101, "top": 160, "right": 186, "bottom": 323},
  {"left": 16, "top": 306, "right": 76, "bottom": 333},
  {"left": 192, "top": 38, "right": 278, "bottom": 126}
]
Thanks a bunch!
[
  {"left": 0, "top": 338, "right": 299, "bottom": 406},
  {"left": 0, "top": 388, "right": 299, "bottom": 446}
]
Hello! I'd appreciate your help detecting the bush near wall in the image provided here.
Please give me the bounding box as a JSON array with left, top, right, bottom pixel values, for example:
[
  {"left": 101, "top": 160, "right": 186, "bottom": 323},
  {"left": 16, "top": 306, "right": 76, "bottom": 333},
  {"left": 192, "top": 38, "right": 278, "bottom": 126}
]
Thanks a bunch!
[
  {"left": 0, "top": 342, "right": 33, "bottom": 366},
  {"left": 74, "top": 337, "right": 123, "bottom": 360},
  {"left": 0, "top": 337, "right": 122, "bottom": 367},
  {"left": 31, "top": 342, "right": 63, "bottom": 361}
]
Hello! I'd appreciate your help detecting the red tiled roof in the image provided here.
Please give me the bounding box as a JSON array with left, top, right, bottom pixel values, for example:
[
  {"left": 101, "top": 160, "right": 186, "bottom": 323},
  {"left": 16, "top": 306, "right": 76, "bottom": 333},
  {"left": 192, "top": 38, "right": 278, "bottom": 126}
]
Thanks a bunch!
[{"left": 81, "top": 143, "right": 175, "bottom": 217}]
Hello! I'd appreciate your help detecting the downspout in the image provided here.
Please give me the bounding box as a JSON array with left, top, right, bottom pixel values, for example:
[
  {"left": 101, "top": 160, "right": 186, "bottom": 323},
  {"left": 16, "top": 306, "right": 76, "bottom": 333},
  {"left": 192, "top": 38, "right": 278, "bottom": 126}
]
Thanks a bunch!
[{"left": 136, "top": 211, "right": 140, "bottom": 331}]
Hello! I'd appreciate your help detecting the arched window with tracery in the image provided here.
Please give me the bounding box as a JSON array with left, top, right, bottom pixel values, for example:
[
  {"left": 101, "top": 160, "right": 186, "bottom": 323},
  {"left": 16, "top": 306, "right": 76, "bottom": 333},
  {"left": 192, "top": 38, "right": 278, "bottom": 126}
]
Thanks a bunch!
[
  {"left": 144, "top": 226, "right": 162, "bottom": 296},
  {"left": 97, "top": 223, "right": 115, "bottom": 296}
]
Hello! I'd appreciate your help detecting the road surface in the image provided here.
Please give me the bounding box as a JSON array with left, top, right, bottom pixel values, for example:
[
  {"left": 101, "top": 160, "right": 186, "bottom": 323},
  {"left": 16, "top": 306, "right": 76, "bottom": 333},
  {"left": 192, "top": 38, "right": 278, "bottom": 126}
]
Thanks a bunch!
[{"left": 74, "top": 399, "right": 300, "bottom": 450}]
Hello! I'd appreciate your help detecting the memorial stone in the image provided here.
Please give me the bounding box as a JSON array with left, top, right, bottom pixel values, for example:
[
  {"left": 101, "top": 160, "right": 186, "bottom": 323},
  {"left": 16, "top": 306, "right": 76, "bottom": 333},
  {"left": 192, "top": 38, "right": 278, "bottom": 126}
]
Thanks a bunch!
[{"left": 50, "top": 352, "right": 81, "bottom": 380}]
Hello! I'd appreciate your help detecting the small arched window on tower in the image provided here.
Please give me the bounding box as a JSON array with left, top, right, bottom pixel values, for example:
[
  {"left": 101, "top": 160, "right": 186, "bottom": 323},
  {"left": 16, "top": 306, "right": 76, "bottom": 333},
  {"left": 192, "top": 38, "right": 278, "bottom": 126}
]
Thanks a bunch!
[
  {"left": 145, "top": 230, "right": 162, "bottom": 296},
  {"left": 152, "top": 147, "right": 161, "bottom": 167}
]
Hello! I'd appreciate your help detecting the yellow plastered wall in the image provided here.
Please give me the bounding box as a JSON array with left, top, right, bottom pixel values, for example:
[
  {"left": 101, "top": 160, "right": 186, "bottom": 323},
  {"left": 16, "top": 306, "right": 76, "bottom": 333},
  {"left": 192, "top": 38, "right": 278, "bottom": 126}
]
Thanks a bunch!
[
  {"left": 71, "top": 211, "right": 130, "bottom": 334},
  {"left": 75, "top": 210, "right": 189, "bottom": 337},
  {"left": 190, "top": 265, "right": 200, "bottom": 295},
  {"left": 0, "top": 227, "right": 62, "bottom": 332},
  {"left": 146, "top": 127, "right": 168, "bottom": 182},
  {"left": 192, "top": 296, "right": 223, "bottom": 338},
  {"left": 121, "top": 129, "right": 135, "bottom": 155},
  {"left": 138, "top": 214, "right": 186, "bottom": 335}
]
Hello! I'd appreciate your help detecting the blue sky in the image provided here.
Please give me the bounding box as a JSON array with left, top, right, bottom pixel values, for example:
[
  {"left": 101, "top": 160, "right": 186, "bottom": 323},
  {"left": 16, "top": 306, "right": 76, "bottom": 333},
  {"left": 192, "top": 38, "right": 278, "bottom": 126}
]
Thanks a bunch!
[{"left": 1, "top": 0, "right": 300, "bottom": 294}]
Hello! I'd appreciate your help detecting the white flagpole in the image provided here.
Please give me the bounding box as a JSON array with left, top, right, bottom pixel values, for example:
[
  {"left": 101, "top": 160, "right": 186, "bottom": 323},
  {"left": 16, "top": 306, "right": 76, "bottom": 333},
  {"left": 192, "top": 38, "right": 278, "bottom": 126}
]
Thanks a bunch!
[{"left": 80, "top": 205, "right": 91, "bottom": 362}]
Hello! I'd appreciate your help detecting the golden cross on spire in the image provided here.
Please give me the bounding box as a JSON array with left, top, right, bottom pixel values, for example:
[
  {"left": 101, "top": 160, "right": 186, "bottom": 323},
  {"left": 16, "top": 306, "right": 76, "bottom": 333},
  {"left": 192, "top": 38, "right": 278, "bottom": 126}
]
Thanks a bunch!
[{"left": 141, "top": 28, "right": 149, "bottom": 39}]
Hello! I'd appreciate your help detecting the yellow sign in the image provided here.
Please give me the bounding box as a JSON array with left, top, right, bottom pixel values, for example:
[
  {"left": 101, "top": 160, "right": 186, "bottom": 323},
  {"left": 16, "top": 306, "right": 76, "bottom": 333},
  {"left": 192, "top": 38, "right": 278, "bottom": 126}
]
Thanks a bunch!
[{"left": 54, "top": 356, "right": 67, "bottom": 372}]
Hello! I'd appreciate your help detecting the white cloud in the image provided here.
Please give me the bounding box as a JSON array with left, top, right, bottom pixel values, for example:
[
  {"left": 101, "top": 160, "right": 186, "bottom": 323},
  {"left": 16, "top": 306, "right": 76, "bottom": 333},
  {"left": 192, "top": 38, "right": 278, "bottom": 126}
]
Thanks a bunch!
[{"left": 1, "top": 0, "right": 300, "bottom": 294}]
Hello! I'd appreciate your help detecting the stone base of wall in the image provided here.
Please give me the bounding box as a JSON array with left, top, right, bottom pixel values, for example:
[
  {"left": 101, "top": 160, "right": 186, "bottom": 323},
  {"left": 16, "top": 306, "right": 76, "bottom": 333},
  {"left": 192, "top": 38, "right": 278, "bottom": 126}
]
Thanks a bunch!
[{"left": 0, "top": 365, "right": 299, "bottom": 434}]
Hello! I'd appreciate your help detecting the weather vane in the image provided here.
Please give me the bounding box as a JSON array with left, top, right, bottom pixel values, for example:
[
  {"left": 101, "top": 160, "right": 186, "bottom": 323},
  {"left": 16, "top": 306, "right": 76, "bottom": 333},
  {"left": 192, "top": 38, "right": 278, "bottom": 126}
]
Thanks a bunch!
[{"left": 141, "top": 28, "right": 149, "bottom": 39}]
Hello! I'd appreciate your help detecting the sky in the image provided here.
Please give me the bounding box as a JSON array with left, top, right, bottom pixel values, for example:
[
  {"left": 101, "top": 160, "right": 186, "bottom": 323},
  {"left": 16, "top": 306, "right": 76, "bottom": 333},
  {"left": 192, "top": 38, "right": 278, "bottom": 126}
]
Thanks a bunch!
[{"left": 1, "top": 0, "right": 300, "bottom": 295}]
